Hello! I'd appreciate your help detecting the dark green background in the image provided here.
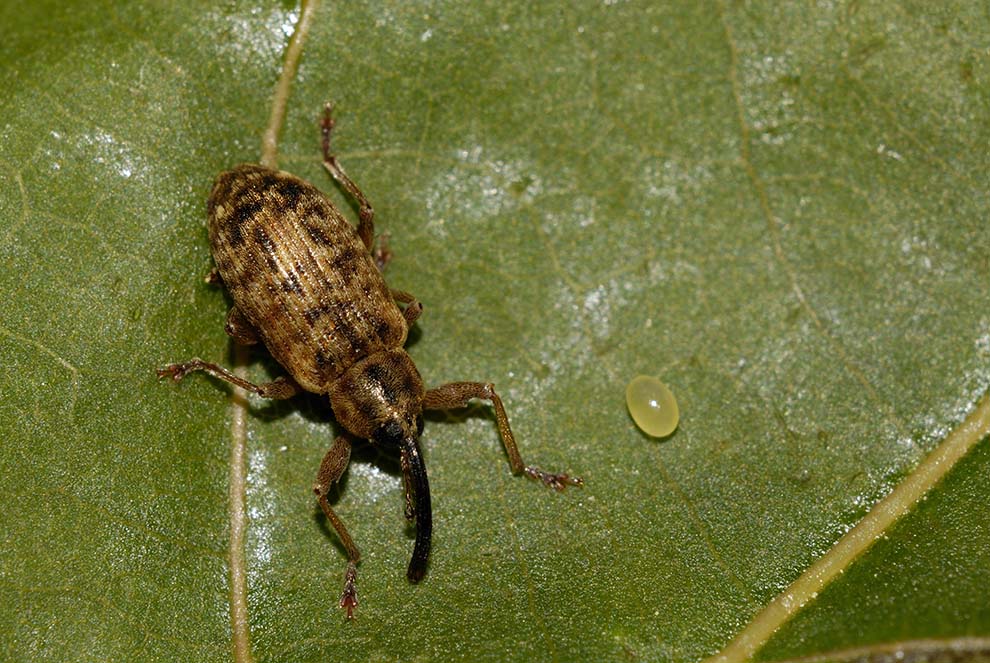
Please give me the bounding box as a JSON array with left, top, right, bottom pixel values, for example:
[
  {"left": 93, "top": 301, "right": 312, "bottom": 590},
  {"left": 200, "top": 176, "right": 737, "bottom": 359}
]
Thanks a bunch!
[{"left": 1, "top": 2, "right": 988, "bottom": 661}]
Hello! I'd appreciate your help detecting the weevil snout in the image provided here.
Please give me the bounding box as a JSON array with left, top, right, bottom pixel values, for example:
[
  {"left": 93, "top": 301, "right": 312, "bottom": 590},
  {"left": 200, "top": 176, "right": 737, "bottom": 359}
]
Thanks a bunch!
[
  {"left": 401, "top": 435, "right": 432, "bottom": 582},
  {"left": 368, "top": 422, "right": 433, "bottom": 582},
  {"left": 370, "top": 413, "right": 424, "bottom": 452}
]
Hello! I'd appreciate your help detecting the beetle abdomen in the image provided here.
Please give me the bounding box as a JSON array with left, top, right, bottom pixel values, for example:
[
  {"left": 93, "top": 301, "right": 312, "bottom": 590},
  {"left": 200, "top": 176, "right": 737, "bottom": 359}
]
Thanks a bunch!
[{"left": 207, "top": 164, "right": 407, "bottom": 393}]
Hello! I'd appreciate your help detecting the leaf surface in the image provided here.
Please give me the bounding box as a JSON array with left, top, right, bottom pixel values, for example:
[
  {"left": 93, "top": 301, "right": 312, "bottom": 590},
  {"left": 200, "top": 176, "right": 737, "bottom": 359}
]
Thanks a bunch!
[{"left": 1, "top": 2, "right": 988, "bottom": 661}]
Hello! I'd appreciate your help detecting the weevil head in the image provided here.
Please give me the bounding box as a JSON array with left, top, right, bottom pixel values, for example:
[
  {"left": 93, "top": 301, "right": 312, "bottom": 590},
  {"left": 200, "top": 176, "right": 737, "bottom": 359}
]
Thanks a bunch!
[{"left": 328, "top": 348, "right": 425, "bottom": 449}]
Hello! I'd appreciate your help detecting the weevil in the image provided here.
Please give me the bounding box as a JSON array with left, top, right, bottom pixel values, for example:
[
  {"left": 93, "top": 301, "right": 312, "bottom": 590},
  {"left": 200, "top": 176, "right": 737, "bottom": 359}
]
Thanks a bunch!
[{"left": 158, "top": 104, "right": 581, "bottom": 618}]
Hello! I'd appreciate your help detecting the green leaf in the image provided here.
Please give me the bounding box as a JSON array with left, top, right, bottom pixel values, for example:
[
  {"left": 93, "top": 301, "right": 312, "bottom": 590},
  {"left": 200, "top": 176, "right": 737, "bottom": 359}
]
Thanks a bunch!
[
  {"left": 755, "top": 435, "right": 990, "bottom": 662},
  {"left": 1, "top": 2, "right": 988, "bottom": 662}
]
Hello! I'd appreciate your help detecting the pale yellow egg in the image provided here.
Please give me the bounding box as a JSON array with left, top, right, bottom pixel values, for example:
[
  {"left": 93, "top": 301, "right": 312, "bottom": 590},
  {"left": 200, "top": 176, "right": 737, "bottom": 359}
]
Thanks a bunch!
[{"left": 626, "top": 375, "right": 679, "bottom": 437}]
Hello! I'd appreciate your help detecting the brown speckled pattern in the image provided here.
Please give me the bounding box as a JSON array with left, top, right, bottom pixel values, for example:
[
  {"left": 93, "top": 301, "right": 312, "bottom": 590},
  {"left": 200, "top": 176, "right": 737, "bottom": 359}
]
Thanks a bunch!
[{"left": 207, "top": 164, "right": 407, "bottom": 393}]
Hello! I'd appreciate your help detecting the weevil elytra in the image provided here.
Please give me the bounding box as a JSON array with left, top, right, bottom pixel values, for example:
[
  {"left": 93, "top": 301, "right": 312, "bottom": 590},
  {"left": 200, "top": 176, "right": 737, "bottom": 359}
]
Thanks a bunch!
[{"left": 159, "top": 104, "right": 581, "bottom": 618}]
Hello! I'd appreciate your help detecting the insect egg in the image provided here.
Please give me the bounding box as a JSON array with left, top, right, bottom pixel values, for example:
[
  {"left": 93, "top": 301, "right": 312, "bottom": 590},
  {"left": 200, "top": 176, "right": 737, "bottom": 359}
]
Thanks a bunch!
[{"left": 626, "top": 375, "right": 679, "bottom": 438}]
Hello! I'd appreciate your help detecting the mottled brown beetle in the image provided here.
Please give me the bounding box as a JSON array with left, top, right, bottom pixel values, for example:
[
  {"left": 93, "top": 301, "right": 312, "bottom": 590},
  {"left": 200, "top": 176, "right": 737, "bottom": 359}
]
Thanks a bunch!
[{"left": 159, "top": 105, "right": 581, "bottom": 618}]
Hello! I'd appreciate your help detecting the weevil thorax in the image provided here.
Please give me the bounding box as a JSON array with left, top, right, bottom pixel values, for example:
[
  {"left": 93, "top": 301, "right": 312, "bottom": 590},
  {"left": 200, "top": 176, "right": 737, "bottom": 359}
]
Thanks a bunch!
[{"left": 328, "top": 348, "right": 425, "bottom": 448}]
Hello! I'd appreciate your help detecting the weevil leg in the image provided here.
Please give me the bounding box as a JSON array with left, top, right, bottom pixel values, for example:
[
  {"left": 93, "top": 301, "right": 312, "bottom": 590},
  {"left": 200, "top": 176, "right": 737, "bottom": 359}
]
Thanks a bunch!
[
  {"left": 321, "top": 103, "right": 376, "bottom": 253},
  {"left": 374, "top": 233, "right": 393, "bottom": 271},
  {"left": 156, "top": 359, "right": 300, "bottom": 400},
  {"left": 313, "top": 434, "right": 362, "bottom": 618},
  {"left": 423, "top": 382, "right": 583, "bottom": 490},
  {"left": 391, "top": 289, "right": 423, "bottom": 328},
  {"left": 224, "top": 307, "right": 260, "bottom": 345}
]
